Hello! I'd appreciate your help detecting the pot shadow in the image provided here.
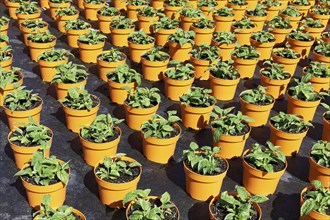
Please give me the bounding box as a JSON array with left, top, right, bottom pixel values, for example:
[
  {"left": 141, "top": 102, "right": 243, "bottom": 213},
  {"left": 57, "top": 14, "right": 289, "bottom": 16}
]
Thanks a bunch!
[
  {"left": 32, "top": 65, "right": 41, "bottom": 79},
  {"left": 226, "top": 158, "right": 243, "bottom": 185},
  {"left": 250, "top": 125, "right": 270, "bottom": 145},
  {"left": 187, "top": 201, "right": 210, "bottom": 220},
  {"left": 0, "top": 111, "right": 9, "bottom": 128},
  {"left": 222, "top": 101, "right": 240, "bottom": 110},
  {"left": 165, "top": 158, "right": 185, "bottom": 192},
  {"left": 57, "top": 34, "right": 68, "bottom": 45},
  {"left": 286, "top": 156, "right": 309, "bottom": 183},
  {"left": 88, "top": 64, "right": 99, "bottom": 77},
  {"left": 70, "top": 48, "right": 80, "bottom": 58},
  {"left": 46, "top": 84, "right": 58, "bottom": 100},
  {"left": 194, "top": 128, "right": 213, "bottom": 147},
  {"left": 112, "top": 104, "right": 126, "bottom": 120},
  {"left": 270, "top": 192, "right": 300, "bottom": 220},
  {"left": 194, "top": 79, "right": 209, "bottom": 89},
  {"left": 94, "top": 83, "right": 109, "bottom": 99},
  {"left": 10, "top": 177, "right": 27, "bottom": 200},
  {"left": 271, "top": 98, "right": 288, "bottom": 113},
  {"left": 22, "top": 47, "right": 30, "bottom": 58},
  {"left": 50, "top": 107, "right": 67, "bottom": 128},
  {"left": 166, "top": 102, "right": 181, "bottom": 114},
  {"left": 83, "top": 168, "right": 99, "bottom": 198},
  {"left": 107, "top": 207, "right": 126, "bottom": 219},
  {"left": 243, "top": 77, "right": 259, "bottom": 89},
  {"left": 4, "top": 143, "right": 14, "bottom": 162},
  {"left": 306, "top": 122, "right": 322, "bottom": 141},
  {"left": 69, "top": 135, "right": 83, "bottom": 157},
  {"left": 127, "top": 131, "right": 143, "bottom": 153},
  {"left": 151, "top": 81, "right": 164, "bottom": 95}
]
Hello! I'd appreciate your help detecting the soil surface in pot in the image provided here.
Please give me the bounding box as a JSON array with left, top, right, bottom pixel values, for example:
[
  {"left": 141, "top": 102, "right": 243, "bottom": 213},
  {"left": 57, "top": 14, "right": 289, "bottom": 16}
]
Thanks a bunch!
[
  {"left": 141, "top": 124, "right": 180, "bottom": 139},
  {"left": 302, "top": 191, "right": 330, "bottom": 215},
  {"left": 184, "top": 157, "right": 227, "bottom": 175},
  {"left": 98, "top": 54, "right": 126, "bottom": 62},
  {"left": 9, "top": 129, "right": 52, "bottom": 147},
  {"left": 244, "top": 156, "right": 286, "bottom": 172},
  {"left": 127, "top": 198, "right": 179, "bottom": 220},
  {"left": 21, "top": 168, "right": 69, "bottom": 186},
  {"left": 95, "top": 161, "right": 140, "bottom": 183},
  {"left": 4, "top": 98, "right": 42, "bottom": 111},
  {"left": 82, "top": 128, "right": 120, "bottom": 143},
  {"left": 210, "top": 201, "right": 259, "bottom": 220},
  {"left": 62, "top": 95, "right": 99, "bottom": 109}
]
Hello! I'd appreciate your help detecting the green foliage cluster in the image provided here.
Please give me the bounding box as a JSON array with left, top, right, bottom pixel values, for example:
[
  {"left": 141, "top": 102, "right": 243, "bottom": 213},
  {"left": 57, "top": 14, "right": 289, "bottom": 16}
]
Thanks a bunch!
[
  {"left": 180, "top": 86, "right": 216, "bottom": 107},
  {"left": 107, "top": 64, "right": 141, "bottom": 85},
  {"left": 270, "top": 112, "right": 313, "bottom": 133},
  {"left": 4, "top": 86, "right": 40, "bottom": 111}
]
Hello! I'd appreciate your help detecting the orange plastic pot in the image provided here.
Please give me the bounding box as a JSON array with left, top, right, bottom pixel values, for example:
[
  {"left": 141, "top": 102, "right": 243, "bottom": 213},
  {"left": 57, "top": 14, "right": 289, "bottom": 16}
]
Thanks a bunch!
[
  {"left": 110, "top": 27, "right": 135, "bottom": 47},
  {"left": 168, "top": 41, "right": 193, "bottom": 62},
  {"left": 260, "top": 73, "right": 290, "bottom": 99},
  {"left": 227, "top": 3, "right": 248, "bottom": 21},
  {"left": 213, "top": 14, "right": 234, "bottom": 32},
  {"left": 245, "top": 13, "right": 266, "bottom": 32},
  {"left": 250, "top": 38, "right": 275, "bottom": 60},
  {"left": 28, "top": 38, "right": 56, "bottom": 62},
  {"left": 34, "top": 209, "right": 86, "bottom": 220},
  {"left": 84, "top": 2, "right": 105, "bottom": 21},
  {"left": 242, "top": 150, "right": 287, "bottom": 196},
  {"left": 200, "top": 6, "right": 214, "bottom": 20},
  {"left": 164, "top": 4, "right": 184, "bottom": 19},
  {"left": 278, "top": 0, "right": 289, "bottom": 10},
  {"left": 190, "top": 55, "right": 216, "bottom": 80},
  {"left": 211, "top": 125, "right": 251, "bottom": 159},
  {"left": 287, "top": 93, "right": 320, "bottom": 122},
  {"left": 313, "top": 51, "right": 330, "bottom": 67},
  {"left": 124, "top": 103, "right": 159, "bottom": 131},
  {"left": 79, "top": 127, "right": 121, "bottom": 167},
  {"left": 300, "top": 186, "right": 330, "bottom": 220},
  {"left": 0, "top": 53, "right": 13, "bottom": 70},
  {"left": 271, "top": 49, "right": 301, "bottom": 76},
  {"left": 302, "top": 26, "right": 325, "bottom": 41},
  {"left": 5, "top": 0, "right": 27, "bottom": 19},
  {"left": 180, "top": 15, "right": 201, "bottom": 31},
  {"left": 183, "top": 157, "right": 228, "bottom": 201},
  {"left": 107, "top": 80, "right": 137, "bottom": 105},
  {"left": 97, "top": 53, "right": 127, "bottom": 82},
  {"left": 151, "top": 0, "right": 164, "bottom": 9},
  {"left": 97, "top": 13, "right": 120, "bottom": 34},
  {"left": 163, "top": 75, "right": 194, "bottom": 101},
  {"left": 231, "top": 25, "right": 255, "bottom": 45},
  {"left": 56, "top": 11, "right": 79, "bottom": 33},
  {"left": 211, "top": 39, "right": 236, "bottom": 61},
  {"left": 38, "top": 58, "right": 68, "bottom": 83},
  {"left": 289, "top": 3, "right": 311, "bottom": 17},
  {"left": 239, "top": 94, "right": 275, "bottom": 127},
  {"left": 302, "top": 66, "right": 329, "bottom": 92},
  {"left": 309, "top": 11, "right": 330, "bottom": 27},
  {"left": 142, "top": 123, "right": 181, "bottom": 164},
  {"left": 4, "top": 98, "right": 42, "bottom": 131},
  {"left": 279, "top": 13, "right": 302, "bottom": 30},
  {"left": 49, "top": 2, "right": 70, "bottom": 19},
  {"left": 55, "top": 79, "right": 87, "bottom": 100},
  {"left": 16, "top": 12, "right": 41, "bottom": 25},
  {"left": 39, "top": 0, "right": 49, "bottom": 9},
  {"left": 180, "top": 103, "right": 215, "bottom": 130},
  {"left": 215, "top": 0, "right": 227, "bottom": 8},
  {"left": 209, "top": 194, "right": 262, "bottom": 220},
  {"left": 62, "top": 96, "right": 100, "bottom": 133},
  {"left": 137, "top": 14, "right": 159, "bottom": 34},
  {"left": 8, "top": 128, "right": 52, "bottom": 169},
  {"left": 232, "top": 55, "right": 258, "bottom": 79},
  {"left": 112, "top": 0, "right": 126, "bottom": 11},
  {"left": 269, "top": 122, "right": 308, "bottom": 156},
  {"left": 265, "top": 4, "right": 282, "bottom": 21},
  {"left": 0, "top": 23, "right": 9, "bottom": 36},
  {"left": 66, "top": 26, "right": 91, "bottom": 48},
  {"left": 126, "top": 4, "right": 144, "bottom": 20},
  {"left": 21, "top": 22, "right": 49, "bottom": 46},
  {"left": 191, "top": 25, "right": 215, "bottom": 46},
  {"left": 210, "top": 73, "right": 240, "bottom": 101},
  {"left": 288, "top": 36, "right": 314, "bottom": 59},
  {"left": 0, "top": 71, "right": 23, "bottom": 106},
  {"left": 269, "top": 26, "right": 292, "bottom": 46},
  {"left": 128, "top": 41, "right": 155, "bottom": 63},
  {"left": 78, "top": 41, "right": 105, "bottom": 63},
  {"left": 77, "top": 0, "right": 84, "bottom": 9},
  {"left": 95, "top": 156, "right": 141, "bottom": 208},
  {"left": 246, "top": 0, "right": 258, "bottom": 9},
  {"left": 141, "top": 55, "right": 169, "bottom": 81},
  {"left": 20, "top": 160, "right": 68, "bottom": 210},
  {"left": 187, "top": 0, "right": 198, "bottom": 8},
  {"left": 322, "top": 113, "right": 330, "bottom": 142},
  {"left": 155, "top": 28, "right": 178, "bottom": 47},
  {"left": 308, "top": 156, "right": 330, "bottom": 187}
]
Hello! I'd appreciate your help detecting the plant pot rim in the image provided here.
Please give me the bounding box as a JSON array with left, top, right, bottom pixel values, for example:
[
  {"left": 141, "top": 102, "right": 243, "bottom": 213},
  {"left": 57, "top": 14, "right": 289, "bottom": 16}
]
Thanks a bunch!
[
  {"left": 8, "top": 124, "right": 53, "bottom": 144},
  {"left": 309, "top": 153, "right": 330, "bottom": 171},
  {"left": 209, "top": 72, "right": 241, "bottom": 81},
  {"left": 33, "top": 208, "right": 86, "bottom": 220},
  {"left": 141, "top": 122, "right": 181, "bottom": 142},
  {"left": 269, "top": 121, "right": 309, "bottom": 135},
  {"left": 300, "top": 186, "right": 330, "bottom": 217},
  {"left": 3, "top": 96, "right": 43, "bottom": 114},
  {"left": 239, "top": 90, "right": 275, "bottom": 105},
  {"left": 211, "top": 123, "right": 251, "bottom": 138},
  {"left": 61, "top": 94, "right": 100, "bottom": 111},
  {"left": 79, "top": 126, "right": 122, "bottom": 145}
]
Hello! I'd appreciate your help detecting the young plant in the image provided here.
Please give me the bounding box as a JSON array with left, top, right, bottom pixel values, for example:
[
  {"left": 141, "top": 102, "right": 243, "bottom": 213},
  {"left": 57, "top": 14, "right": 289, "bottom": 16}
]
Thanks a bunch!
[
  {"left": 229, "top": 0, "right": 247, "bottom": 6},
  {"left": 211, "top": 185, "right": 269, "bottom": 220},
  {"left": 314, "top": 40, "right": 330, "bottom": 57},
  {"left": 268, "top": 16, "right": 291, "bottom": 29},
  {"left": 97, "top": 3, "right": 120, "bottom": 16},
  {"left": 261, "top": 60, "right": 291, "bottom": 80},
  {"left": 246, "top": 3, "right": 267, "bottom": 16},
  {"left": 123, "top": 189, "right": 178, "bottom": 220},
  {"left": 304, "top": 61, "right": 330, "bottom": 78},
  {"left": 95, "top": 153, "right": 141, "bottom": 181},
  {"left": 288, "top": 76, "right": 328, "bottom": 101},
  {"left": 0, "top": 67, "right": 21, "bottom": 90},
  {"left": 128, "top": 29, "right": 155, "bottom": 44},
  {"left": 0, "top": 45, "right": 12, "bottom": 62},
  {"left": 55, "top": 5, "right": 77, "bottom": 17},
  {"left": 37, "top": 49, "right": 73, "bottom": 62},
  {"left": 244, "top": 141, "right": 286, "bottom": 173},
  {"left": 291, "top": 0, "right": 310, "bottom": 6},
  {"left": 126, "top": 87, "right": 161, "bottom": 109},
  {"left": 78, "top": 29, "right": 106, "bottom": 45},
  {"left": 198, "top": 0, "right": 217, "bottom": 7},
  {"left": 251, "top": 31, "right": 275, "bottom": 43},
  {"left": 65, "top": 19, "right": 90, "bottom": 31},
  {"left": 164, "top": 0, "right": 186, "bottom": 6},
  {"left": 15, "top": 2, "right": 40, "bottom": 14},
  {"left": 107, "top": 64, "right": 141, "bottom": 85},
  {"left": 21, "top": 19, "right": 47, "bottom": 29},
  {"left": 0, "top": 16, "right": 9, "bottom": 27},
  {"left": 14, "top": 152, "right": 70, "bottom": 186},
  {"left": 137, "top": 5, "right": 160, "bottom": 17},
  {"left": 164, "top": 63, "right": 195, "bottom": 80},
  {"left": 209, "top": 60, "right": 240, "bottom": 79},
  {"left": 3, "top": 86, "right": 39, "bottom": 111},
  {"left": 180, "top": 86, "right": 216, "bottom": 107},
  {"left": 81, "top": 114, "right": 123, "bottom": 143},
  {"left": 191, "top": 43, "right": 220, "bottom": 62},
  {"left": 59, "top": 87, "right": 95, "bottom": 110},
  {"left": 270, "top": 111, "right": 313, "bottom": 133},
  {"left": 33, "top": 195, "right": 77, "bottom": 220},
  {"left": 274, "top": 48, "right": 300, "bottom": 58},
  {"left": 154, "top": 17, "right": 180, "bottom": 31},
  {"left": 301, "top": 18, "right": 324, "bottom": 28},
  {"left": 280, "top": 5, "right": 301, "bottom": 17},
  {"left": 27, "top": 30, "right": 55, "bottom": 43},
  {"left": 49, "top": 0, "right": 71, "bottom": 3},
  {"left": 309, "top": 4, "right": 330, "bottom": 15},
  {"left": 126, "top": 0, "right": 148, "bottom": 6},
  {"left": 232, "top": 44, "right": 260, "bottom": 60},
  {"left": 240, "top": 85, "right": 274, "bottom": 105},
  {"left": 0, "top": 34, "right": 9, "bottom": 44},
  {"left": 212, "top": 31, "right": 236, "bottom": 44},
  {"left": 310, "top": 140, "right": 330, "bottom": 168},
  {"left": 288, "top": 30, "right": 314, "bottom": 41},
  {"left": 214, "top": 6, "right": 234, "bottom": 17},
  {"left": 84, "top": 0, "right": 103, "bottom": 4},
  {"left": 52, "top": 62, "right": 88, "bottom": 84},
  {"left": 232, "top": 17, "right": 254, "bottom": 29},
  {"left": 192, "top": 18, "right": 214, "bottom": 29},
  {"left": 168, "top": 28, "right": 195, "bottom": 46},
  {"left": 180, "top": 7, "right": 204, "bottom": 18},
  {"left": 9, "top": 117, "right": 52, "bottom": 149},
  {"left": 97, "top": 48, "right": 125, "bottom": 62},
  {"left": 211, "top": 106, "right": 254, "bottom": 142},
  {"left": 141, "top": 110, "right": 181, "bottom": 139},
  {"left": 141, "top": 47, "right": 169, "bottom": 61},
  {"left": 262, "top": 0, "right": 282, "bottom": 7},
  {"left": 300, "top": 180, "right": 330, "bottom": 216},
  {"left": 183, "top": 142, "right": 226, "bottom": 175}
]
